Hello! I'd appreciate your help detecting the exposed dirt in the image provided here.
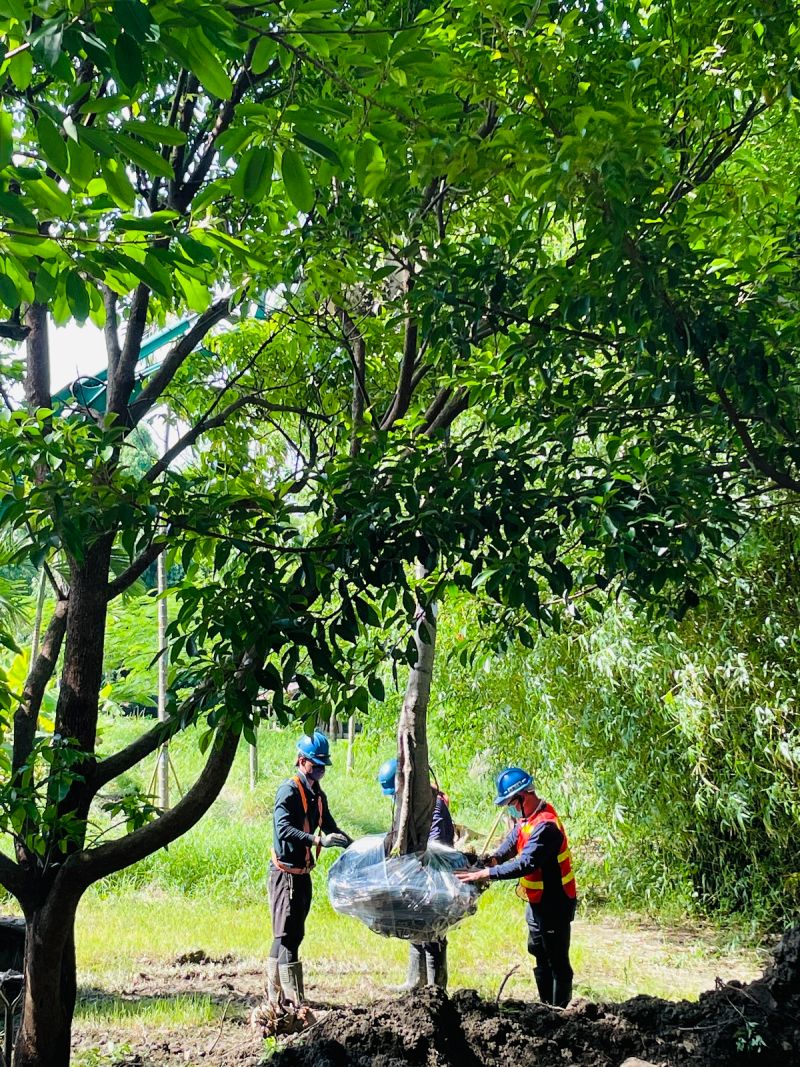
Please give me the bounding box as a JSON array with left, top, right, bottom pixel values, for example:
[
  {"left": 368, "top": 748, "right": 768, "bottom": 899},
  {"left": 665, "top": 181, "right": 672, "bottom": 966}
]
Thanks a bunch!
[
  {"left": 270, "top": 928, "right": 800, "bottom": 1067},
  {"left": 71, "top": 930, "right": 799, "bottom": 1066}
]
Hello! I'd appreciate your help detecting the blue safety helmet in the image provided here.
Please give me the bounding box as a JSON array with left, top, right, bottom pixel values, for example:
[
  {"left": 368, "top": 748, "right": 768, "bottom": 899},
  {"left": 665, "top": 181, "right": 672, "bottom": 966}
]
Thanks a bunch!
[
  {"left": 377, "top": 757, "right": 397, "bottom": 796},
  {"left": 297, "top": 730, "right": 332, "bottom": 766},
  {"left": 494, "top": 766, "right": 533, "bottom": 805}
]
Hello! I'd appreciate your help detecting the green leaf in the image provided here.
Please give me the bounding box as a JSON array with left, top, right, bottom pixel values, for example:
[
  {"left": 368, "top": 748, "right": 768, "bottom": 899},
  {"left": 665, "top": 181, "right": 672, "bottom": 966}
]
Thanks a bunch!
[
  {"left": 367, "top": 676, "right": 385, "bottom": 702},
  {"left": 78, "top": 126, "right": 116, "bottom": 159},
  {"left": 294, "top": 128, "right": 341, "bottom": 167},
  {"left": 115, "top": 32, "right": 143, "bottom": 90},
  {"left": 67, "top": 139, "right": 95, "bottom": 190},
  {"left": 233, "top": 146, "right": 273, "bottom": 203},
  {"left": 112, "top": 0, "right": 155, "bottom": 42},
  {"left": 216, "top": 126, "right": 252, "bottom": 162},
  {"left": 0, "top": 191, "right": 37, "bottom": 229},
  {"left": 176, "top": 234, "right": 217, "bottom": 265},
  {"left": 79, "top": 94, "right": 132, "bottom": 117},
  {"left": 65, "top": 272, "right": 90, "bottom": 322},
  {"left": 281, "top": 149, "right": 314, "bottom": 213},
  {"left": 113, "top": 210, "right": 179, "bottom": 233},
  {"left": 108, "top": 132, "right": 174, "bottom": 178},
  {"left": 36, "top": 115, "right": 69, "bottom": 177},
  {"left": 185, "top": 34, "right": 233, "bottom": 100},
  {"left": 354, "top": 139, "right": 385, "bottom": 196},
  {"left": 31, "top": 20, "right": 64, "bottom": 68},
  {"left": 0, "top": 273, "right": 19, "bottom": 309},
  {"left": 0, "top": 110, "right": 12, "bottom": 169},
  {"left": 122, "top": 120, "right": 187, "bottom": 147},
  {"left": 175, "top": 271, "right": 211, "bottom": 313},
  {"left": 8, "top": 49, "right": 33, "bottom": 91},
  {"left": 101, "top": 159, "right": 136, "bottom": 209},
  {"left": 25, "top": 174, "right": 72, "bottom": 217},
  {"left": 251, "top": 36, "right": 276, "bottom": 75},
  {"left": 143, "top": 252, "right": 174, "bottom": 298},
  {"left": 34, "top": 266, "right": 58, "bottom": 304}
]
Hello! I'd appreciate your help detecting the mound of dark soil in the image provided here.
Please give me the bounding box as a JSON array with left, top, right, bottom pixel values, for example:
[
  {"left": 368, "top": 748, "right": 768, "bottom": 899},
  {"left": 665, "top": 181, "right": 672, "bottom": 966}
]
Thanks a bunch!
[{"left": 271, "top": 928, "right": 800, "bottom": 1067}]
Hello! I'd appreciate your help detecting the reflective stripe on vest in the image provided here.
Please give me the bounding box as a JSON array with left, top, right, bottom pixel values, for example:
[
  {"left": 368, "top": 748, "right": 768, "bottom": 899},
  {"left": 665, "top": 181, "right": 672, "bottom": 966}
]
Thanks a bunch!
[
  {"left": 272, "top": 774, "right": 324, "bottom": 876},
  {"left": 514, "top": 803, "right": 576, "bottom": 905}
]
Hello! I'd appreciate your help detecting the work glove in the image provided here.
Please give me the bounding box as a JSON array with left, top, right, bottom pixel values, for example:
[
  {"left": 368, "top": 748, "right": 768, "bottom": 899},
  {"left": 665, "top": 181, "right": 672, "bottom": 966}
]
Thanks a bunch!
[{"left": 319, "top": 832, "right": 350, "bottom": 848}]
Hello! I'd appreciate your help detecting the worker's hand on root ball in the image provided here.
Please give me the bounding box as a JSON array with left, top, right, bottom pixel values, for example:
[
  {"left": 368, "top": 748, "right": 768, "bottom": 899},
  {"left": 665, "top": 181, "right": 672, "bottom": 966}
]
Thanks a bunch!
[
  {"left": 455, "top": 868, "right": 491, "bottom": 884},
  {"left": 319, "top": 832, "right": 350, "bottom": 848}
]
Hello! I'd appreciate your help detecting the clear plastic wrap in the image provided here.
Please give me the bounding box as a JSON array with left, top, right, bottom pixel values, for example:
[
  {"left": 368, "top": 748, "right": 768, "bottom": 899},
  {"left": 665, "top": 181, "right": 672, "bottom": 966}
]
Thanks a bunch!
[{"left": 327, "top": 834, "right": 481, "bottom": 941}]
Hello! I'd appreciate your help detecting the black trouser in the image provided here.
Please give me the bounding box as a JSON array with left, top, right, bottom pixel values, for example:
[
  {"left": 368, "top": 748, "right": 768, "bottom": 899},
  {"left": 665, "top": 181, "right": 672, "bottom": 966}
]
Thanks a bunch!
[
  {"left": 268, "top": 866, "right": 312, "bottom": 963},
  {"left": 525, "top": 902, "right": 575, "bottom": 1006},
  {"left": 410, "top": 938, "right": 447, "bottom": 986}
]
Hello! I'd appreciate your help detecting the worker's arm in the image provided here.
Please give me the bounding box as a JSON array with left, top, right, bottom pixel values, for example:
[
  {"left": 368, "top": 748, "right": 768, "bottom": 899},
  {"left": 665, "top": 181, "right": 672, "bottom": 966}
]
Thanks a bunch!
[
  {"left": 456, "top": 822, "right": 518, "bottom": 884},
  {"left": 319, "top": 791, "right": 352, "bottom": 845},
  {"left": 486, "top": 824, "right": 518, "bottom": 866},
  {"left": 488, "top": 820, "right": 562, "bottom": 880},
  {"left": 430, "top": 794, "right": 455, "bottom": 846},
  {"left": 274, "top": 782, "right": 316, "bottom": 847}
]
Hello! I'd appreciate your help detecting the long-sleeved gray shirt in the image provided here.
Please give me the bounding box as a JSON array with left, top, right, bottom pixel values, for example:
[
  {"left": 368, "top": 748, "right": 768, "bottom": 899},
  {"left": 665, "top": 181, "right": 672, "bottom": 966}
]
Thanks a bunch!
[
  {"left": 271, "top": 770, "right": 341, "bottom": 869},
  {"left": 488, "top": 801, "right": 575, "bottom": 916}
]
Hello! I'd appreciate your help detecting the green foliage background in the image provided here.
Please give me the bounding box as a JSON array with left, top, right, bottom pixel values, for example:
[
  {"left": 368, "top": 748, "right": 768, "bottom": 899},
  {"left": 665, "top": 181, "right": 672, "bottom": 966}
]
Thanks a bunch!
[{"left": 7, "top": 505, "right": 798, "bottom": 930}]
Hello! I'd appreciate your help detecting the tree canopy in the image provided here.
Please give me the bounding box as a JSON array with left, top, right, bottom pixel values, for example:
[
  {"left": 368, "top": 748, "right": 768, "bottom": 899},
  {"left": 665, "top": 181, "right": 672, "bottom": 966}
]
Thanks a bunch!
[{"left": 1, "top": 0, "right": 800, "bottom": 1062}]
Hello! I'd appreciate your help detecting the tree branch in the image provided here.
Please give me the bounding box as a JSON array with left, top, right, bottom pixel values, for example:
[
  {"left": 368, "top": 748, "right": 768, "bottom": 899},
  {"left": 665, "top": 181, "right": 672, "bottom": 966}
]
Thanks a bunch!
[
  {"left": 12, "top": 598, "right": 69, "bottom": 774},
  {"left": 143, "top": 394, "right": 330, "bottom": 484},
  {"left": 129, "top": 295, "right": 236, "bottom": 425},
  {"left": 0, "top": 852, "right": 32, "bottom": 903},
  {"left": 657, "top": 97, "right": 769, "bottom": 219},
  {"left": 425, "top": 387, "right": 469, "bottom": 434},
  {"left": 171, "top": 52, "right": 271, "bottom": 212},
  {"left": 337, "top": 305, "right": 369, "bottom": 454},
  {"left": 381, "top": 284, "right": 418, "bottom": 430},
  {"left": 691, "top": 335, "right": 800, "bottom": 493},
  {"left": 418, "top": 387, "right": 453, "bottom": 435},
  {"left": 107, "top": 283, "right": 150, "bottom": 419},
  {"left": 90, "top": 713, "right": 182, "bottom": 791},
  {"left": 106, "top": 540, "right": 165, "bottom": 601},
  {"left": 24, "top": 303, "right": 51, "bottom": 410},
  {"left": 0, "top": 319, "right": 28, "bottom": 341},
  {"left": 102, "top": 287, "right": 122, "bottom": 378},
  {"left": 70, "top": 727, "right": 239, "bottom": 887}
]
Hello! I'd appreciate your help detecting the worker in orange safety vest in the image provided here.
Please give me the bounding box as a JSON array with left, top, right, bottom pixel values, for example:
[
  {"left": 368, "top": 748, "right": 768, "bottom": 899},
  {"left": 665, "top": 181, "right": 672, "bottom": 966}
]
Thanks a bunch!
[{"left": 456, "top": 767, "right": 577, "bottom": 1007}]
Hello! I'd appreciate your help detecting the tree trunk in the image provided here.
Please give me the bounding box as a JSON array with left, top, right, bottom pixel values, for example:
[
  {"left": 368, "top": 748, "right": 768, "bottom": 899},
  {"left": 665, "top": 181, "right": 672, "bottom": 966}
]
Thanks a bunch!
[
  {"left": 14, "top": 894, "right": 79, "bottom": 1067},
  {"left": 54, "top": 537, "right": 113, "bottom": 754},
  {"left": 249, "top": 729, "right": 258, "bottom": 790},
  {"left": 156, "top": 549, "right": 170, "bottom": 810},
  {"left": 30, "top": 567, "right": 48, "bottom": 665},
  {"left": 346, "top": 714, "right": 355, "bottom": 773},
  {"left": 393, "top": 578, "right": 437, "bottom": 855}
]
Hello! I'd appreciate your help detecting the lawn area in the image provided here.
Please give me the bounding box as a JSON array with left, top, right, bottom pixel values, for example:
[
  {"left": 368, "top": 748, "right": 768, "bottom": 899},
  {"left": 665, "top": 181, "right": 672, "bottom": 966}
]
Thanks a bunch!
[
  {"left": 14, "top": 714, "right": 757, "bottom": 1065},
  {"left": 66, "top": 715, "right": 766, "bottom": 1043},
  {"left": 75, "top": 890, "right": 764, "bottom": 1009}
]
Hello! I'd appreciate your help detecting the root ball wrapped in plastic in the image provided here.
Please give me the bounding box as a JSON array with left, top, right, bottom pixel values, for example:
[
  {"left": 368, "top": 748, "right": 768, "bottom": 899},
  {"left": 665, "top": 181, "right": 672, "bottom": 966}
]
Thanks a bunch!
[{"left": 327, "top": 834, "right": 481, "bottom": 941}]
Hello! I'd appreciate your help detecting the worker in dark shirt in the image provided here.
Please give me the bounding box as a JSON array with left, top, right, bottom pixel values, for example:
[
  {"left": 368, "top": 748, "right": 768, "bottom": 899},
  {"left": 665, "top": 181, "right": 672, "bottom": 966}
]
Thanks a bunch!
[
  {"left": 377, "top": 757, "right": 454, "bottom": 989},
  {"left": 268, "top": 731, "right": 351, "bottom": 1008},
  {"left": 456, "top": 767, "right": 577, "bottom": 1007}
]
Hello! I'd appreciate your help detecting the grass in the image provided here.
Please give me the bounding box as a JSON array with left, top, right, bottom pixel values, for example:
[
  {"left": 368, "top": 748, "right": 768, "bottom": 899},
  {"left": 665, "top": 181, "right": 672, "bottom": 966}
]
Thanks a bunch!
[
  {"left": 4, "top": 714, "right": 765, "bottom": 1042},
  {"left": 73, "top": 888, "right": 764, "bottom": 1026},
  {"left": 76, "top": 992, "right": 222, "bottom": 1027}
]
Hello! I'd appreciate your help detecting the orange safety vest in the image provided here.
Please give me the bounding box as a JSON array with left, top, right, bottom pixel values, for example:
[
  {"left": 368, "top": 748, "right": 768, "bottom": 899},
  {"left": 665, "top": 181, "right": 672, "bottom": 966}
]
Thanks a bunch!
[
  {"left": 514, "top": 802, "right": 576, "bottom": 905},
  {"left": 271, "top": 774, "right": 324, "bottom": 876}
]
